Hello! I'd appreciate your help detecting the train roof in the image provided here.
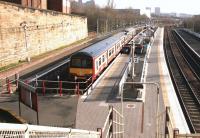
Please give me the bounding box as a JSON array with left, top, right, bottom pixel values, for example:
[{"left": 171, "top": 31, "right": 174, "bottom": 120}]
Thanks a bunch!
[{"left": 76, "top": 32, "right": 126, "bottom": 58}]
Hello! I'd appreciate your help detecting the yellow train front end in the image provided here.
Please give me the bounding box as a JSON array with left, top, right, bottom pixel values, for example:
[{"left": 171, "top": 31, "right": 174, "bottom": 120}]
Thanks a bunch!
[
  {"left": 69, "top": 68, "right": 93, "bottom": 80},
  {"left": 69, "top": 52, "right": 93, "bottom": 81}
]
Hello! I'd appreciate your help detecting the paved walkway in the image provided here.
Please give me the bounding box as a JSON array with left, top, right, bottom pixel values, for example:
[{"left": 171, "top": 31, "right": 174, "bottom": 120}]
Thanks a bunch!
[
  {"left": 156, "top": 28, "right": 189, "bottom": 133},
  {"left": 0, "top": 94, "right": 79, "bottom": 127},
  {"left": 76, "top": 54, "right": 130, "bottom": 131},
  {"left": 75, "top": 53, "right": 144, "bottom": 137},
  {"left": 143, "top": 27, "right": 189, "bottom": 137}
]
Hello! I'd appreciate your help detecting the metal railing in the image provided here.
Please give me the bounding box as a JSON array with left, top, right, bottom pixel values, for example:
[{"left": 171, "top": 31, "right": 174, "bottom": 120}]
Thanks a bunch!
[
  {"left": 25, "top": 76, "right": 93, "bottom": 96},
  {"left": 0, "top": 123, "right": 101, "bottom": 138},
  {"left": 97, "top": 106, "right": 124, "bottom": 138}
]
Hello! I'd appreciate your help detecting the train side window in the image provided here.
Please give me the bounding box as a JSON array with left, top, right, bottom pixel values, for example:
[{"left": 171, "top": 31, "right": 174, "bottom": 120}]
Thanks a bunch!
[
  {"left": 99, "top": 57, "right": 101, "bottom": 66},
  {"left": 109, "top": 50, "right": 112, "bottom": 57},
  {"left": 112, "top": 48, "right": 114, "bottom": 54},
  {"left": 96, "top": 60, "right": 98, "bottom": 70},
  {"left": 82, "top": 59, "right": 92, "bottom": 68},
  {"left": 102, "top": 55, "right": 105, "bottom": 62},
  {"left": 82, "top": 60, "right": 87, "bottom": 68}
]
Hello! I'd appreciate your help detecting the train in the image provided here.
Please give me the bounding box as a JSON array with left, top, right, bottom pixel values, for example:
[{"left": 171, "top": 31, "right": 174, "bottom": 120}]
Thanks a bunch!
[
  {"left": 69, "top": 28, "right": 140, "bottom": 81},
  {"left": 134, "top": 37, "right": 144, "bottom": 54}
]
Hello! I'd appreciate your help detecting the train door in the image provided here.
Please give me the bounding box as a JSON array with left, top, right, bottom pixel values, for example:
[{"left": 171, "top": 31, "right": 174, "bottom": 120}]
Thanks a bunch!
[
  {"left": 95, "top": 59, "right": 99, "bottom": 74},
  {"left": 106, "top": 51, "right": 108, "bottom": 65}
]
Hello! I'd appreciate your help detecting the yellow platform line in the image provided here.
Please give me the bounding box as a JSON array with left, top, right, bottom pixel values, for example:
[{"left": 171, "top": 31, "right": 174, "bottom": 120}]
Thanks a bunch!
[{"left": 157, "top": 28, "right": 169, "bottom": 107}]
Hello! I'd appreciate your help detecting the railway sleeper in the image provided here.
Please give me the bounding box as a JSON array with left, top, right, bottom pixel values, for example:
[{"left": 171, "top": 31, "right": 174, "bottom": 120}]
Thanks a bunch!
[
  {"left": 191, "top": 116, "right": 200, "bottom": 120},
  {"left": 183, "top": 97, "right": 194, "bottom": 100},
  {"left": 175, "top": 77, "right": 184, "bottom": 81},
  {"left": 183, "top": 95, "right": 194, "bottom": 99},
  {"left": 189, "top": 111, "right": 200, "bottom": 115},
  {"left": 187, "top": 102, "right": 198, "bottom": 105},
  {"left": 187, "top": 105, "right": 199, "bottom": 109},
  {"left": 178, "top": 88, "right": 188, "bottom": 91},
  {"left": 177, "top": 83, "right": 187, "bottom": 87},
  {"left": 191, "top": 118, "right": 200, "bottom": 123},
  {"left": 187, "top": 108, "right": 199, "bottom": 113},
  {"left": 194, "top": 124, "right": 200, "bottom": 131},
  {"left": 180, "top": 92, "right": 192, "bottom": 96},
  {"left": 188, "top": 108, "right": 200, "bottom": 112},
  {"left": 182, "top": 96, "right": 194, "bottom": 100},
  {"left": 194, "top": 123, "right": 200, "bottom": 128}
]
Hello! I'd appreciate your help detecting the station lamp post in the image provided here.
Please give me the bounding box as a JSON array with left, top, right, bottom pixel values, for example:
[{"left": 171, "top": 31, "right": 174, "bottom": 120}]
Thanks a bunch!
[{"left": 131, "top": 41, "right": 135, "bottom": 80}]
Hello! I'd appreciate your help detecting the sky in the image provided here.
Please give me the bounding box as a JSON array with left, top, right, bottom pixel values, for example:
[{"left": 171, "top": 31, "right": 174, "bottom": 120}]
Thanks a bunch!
[{"left": 83, "top": 0, "right": 200, "bottom": 15}]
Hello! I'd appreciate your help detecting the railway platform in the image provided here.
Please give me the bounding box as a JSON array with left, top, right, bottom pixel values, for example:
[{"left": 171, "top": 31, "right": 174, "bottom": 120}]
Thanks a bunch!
[
  {"left": 144, "top": 27, "right": 190, "bottom": 135},
  {"left": 75, "top": 53, "right": 145, "bottom": 137}
]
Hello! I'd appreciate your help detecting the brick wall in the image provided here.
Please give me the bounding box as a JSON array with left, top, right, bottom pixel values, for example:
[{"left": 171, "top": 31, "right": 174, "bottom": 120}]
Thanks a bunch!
[{"left": 0, "top": 1, "right": 88, "bottom": 67}]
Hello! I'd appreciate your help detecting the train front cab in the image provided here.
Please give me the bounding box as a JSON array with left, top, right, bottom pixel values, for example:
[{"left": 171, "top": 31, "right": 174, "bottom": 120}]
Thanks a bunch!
[{"left": 69, "top": 52, "right": 93, "bottom": 81}]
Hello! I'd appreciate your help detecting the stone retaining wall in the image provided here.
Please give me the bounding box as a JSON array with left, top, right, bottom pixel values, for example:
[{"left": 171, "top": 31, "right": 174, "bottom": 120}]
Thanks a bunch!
[{"left": 0, "top": 1, "right": 88, "bottom": 67}]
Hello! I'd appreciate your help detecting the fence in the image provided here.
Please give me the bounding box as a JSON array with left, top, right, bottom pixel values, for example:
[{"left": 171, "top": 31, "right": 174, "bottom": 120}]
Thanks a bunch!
[
  {"left": 164, "top": 107, "right": 200, "bottom": 138},
  {"left": 182, "top": 29, "right": 200, "bottom": 39},
  {"left": 0, "top": 123, "right": 101, "bottom": 138},
  {"left": 29, "top": 76, "right": 93, "bottom": 96},
  {"left": 0, "top": 73, "right": 19, "bottom": 95},
  {"left": 97, "top": 106, "right": 124, "bottom": 138}
]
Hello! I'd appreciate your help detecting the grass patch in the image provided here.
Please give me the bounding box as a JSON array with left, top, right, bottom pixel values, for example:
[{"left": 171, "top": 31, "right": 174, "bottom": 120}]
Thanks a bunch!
[
  {"left": 0, "top": 62, "right": 22, "bottom": 73},
  {"left": 30, "top": 36, "right": 93, "bottom": 60}
]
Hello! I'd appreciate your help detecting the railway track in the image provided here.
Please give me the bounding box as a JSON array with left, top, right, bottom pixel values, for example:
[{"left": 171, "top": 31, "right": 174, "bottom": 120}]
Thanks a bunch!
[
  {"left": 173, "top": 30, "right": 200, "bottom": 78},
  {"left": 164, "top": 27, "right": 200, "bottom": 133}
]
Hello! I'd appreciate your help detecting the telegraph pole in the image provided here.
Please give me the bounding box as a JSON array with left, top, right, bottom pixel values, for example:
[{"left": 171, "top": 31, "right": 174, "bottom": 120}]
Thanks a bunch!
[
  {"left": 97, "top": 18, "right": 99, "bottom": 35},
  {"left": 106, "top": 19, "right": 108, "bottom": 33},
  {"left": 20, "top": 22, "right": 30, "bottom": 62}
]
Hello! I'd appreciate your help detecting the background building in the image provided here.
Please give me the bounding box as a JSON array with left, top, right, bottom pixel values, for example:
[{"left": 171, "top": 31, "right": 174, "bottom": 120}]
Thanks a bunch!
[
  {"left": 155, "top": 7, "right": 160, "bottom": 16},
  {"left": 114, "top": 9, "right": 140, "bottom": 16},
  {"left": 0, "top": 0, "right": 71, "bottom": 14},
  {"left": 145, "top": 7, "right": 151, "bottom": 18}
]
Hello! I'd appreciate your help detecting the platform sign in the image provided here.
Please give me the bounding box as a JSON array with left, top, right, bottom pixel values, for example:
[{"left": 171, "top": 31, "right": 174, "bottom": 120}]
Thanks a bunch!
[
  {"left": 18, "top": 81, "right": 38, "bottom": 111},
  {"left": 134, "top": 57, "right": 139, "bottom": 63}
]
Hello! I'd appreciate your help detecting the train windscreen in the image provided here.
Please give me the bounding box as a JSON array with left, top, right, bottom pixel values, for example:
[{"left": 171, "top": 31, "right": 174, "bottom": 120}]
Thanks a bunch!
[{"left": 71, "top": 58, "right": 92, "bottom": 68}]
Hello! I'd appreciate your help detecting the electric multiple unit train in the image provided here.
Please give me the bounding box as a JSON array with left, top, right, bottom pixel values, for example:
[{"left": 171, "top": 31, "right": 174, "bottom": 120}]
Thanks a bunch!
[{"left": 69, "top": 28, "right": 141, "bottom": 81}]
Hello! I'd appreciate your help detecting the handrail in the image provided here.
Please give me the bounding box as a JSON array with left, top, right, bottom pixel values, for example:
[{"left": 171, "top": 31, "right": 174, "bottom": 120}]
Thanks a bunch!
[
  {"left": 105, "top": 121, "right": 113, "bottom": 138},
  {"left": 33, "top": 76, "right": 93, "bottom": 84},
  {"left": 99, "top": 106, "right": 124, "bottom": 138},
  {"left": 102, "top": 108, "right": 113, "bottom": 132},
  {"left": 113, "top": 108, "right": 124, "bottom": 118}
]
